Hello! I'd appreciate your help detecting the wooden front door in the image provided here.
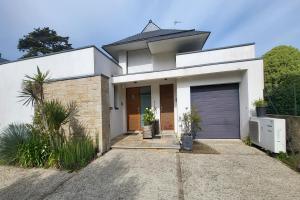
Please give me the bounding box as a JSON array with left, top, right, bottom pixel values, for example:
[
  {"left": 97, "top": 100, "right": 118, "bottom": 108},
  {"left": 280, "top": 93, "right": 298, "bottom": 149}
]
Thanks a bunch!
[
  {"left": 160, "top": 84, "right": 174, "bottom": 130},
  {"left": 126, "top": 87, "right": 141, "bottom": 131}
]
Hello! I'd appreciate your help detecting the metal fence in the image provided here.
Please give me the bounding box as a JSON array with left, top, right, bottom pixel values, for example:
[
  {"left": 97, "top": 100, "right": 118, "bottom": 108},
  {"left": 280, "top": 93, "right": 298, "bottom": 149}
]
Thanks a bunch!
[{"left": 265, "top": 82, "right": 300, "bottom": 116}]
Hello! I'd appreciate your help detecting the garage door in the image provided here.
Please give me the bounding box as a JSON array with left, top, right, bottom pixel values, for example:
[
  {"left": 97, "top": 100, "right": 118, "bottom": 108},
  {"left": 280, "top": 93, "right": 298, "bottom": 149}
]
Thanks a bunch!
[{"left": 190, "top": 84, "right": 240, "bottom": 139}]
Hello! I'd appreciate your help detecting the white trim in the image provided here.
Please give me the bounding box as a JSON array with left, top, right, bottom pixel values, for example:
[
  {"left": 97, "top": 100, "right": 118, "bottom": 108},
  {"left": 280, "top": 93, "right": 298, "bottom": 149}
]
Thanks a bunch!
[{"left": 112, "top": 59, "right": 262, "bottom": 84}]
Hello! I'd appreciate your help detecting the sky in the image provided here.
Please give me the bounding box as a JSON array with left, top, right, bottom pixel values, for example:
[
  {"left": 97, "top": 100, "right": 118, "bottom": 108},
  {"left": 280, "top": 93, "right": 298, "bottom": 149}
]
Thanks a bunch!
[{"left": 0, "top": 0, "right": 300, "bottom": 60}]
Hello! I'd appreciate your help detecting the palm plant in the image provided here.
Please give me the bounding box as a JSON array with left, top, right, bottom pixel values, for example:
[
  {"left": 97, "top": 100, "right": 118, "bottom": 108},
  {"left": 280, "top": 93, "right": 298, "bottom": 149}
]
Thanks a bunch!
[
  {"left": 18, "top": 67, "right": 78, "bottom": 150},
  {"left": 19, "top": 67, "right": 50, "bottom": 132},
  {"left": 44, "top": 100, "right": 78, "bottom": 132},
  {"left": 19, "top": 66, "right": 49, "bottom": 106},
  {"left": 44, "top": 100, "right": 78, "bottom": 150},
  {"left": 9, "top": 67, "right": 95, "bottom": 170}
]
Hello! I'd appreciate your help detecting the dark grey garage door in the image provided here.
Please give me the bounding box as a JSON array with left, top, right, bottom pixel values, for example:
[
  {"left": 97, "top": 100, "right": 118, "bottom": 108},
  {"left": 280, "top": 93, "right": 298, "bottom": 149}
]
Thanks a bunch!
[{"left": 191, "top": 84, "right": 240, "bottom": 139}]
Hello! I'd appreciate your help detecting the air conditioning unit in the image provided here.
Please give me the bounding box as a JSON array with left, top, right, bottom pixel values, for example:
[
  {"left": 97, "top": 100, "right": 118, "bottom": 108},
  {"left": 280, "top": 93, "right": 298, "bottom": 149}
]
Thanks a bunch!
[{"left": 249, "top": 117, "right": 286, "bottom": 153}]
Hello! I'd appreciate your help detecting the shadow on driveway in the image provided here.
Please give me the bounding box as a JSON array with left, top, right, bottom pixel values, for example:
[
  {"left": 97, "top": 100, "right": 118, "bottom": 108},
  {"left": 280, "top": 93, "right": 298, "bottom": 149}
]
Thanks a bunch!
[{"left": 0, "top": 166, "right": 73, "bottom": 200}]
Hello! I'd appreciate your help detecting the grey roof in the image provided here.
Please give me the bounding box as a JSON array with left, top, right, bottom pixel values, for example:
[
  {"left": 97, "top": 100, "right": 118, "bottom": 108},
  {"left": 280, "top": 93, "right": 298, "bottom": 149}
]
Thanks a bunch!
[
  {"left": 0, "top": 45, "right": 120, "bottom": 67},
  {"left": 0, "top": 57, "right": 8, "bottom": 63},
  {"left": 103, "top": 28, "right": 208, "bottom": 47}
]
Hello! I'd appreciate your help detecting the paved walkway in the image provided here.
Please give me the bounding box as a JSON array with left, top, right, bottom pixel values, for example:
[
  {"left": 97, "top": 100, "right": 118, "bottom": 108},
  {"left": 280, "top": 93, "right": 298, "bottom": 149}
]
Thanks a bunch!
[
  {"left": 111, "top": 132, "right": 180, "bottom": 150},
  {"left": 0, "top": 140, "right": 299, "bottom": 200}
]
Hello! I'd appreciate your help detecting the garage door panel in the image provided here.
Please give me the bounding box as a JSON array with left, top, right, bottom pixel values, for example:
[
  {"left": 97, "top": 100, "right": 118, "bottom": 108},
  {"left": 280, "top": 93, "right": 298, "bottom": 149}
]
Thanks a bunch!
[
  {"left": 191, "top": 83, "right": 240, "bottom": 139},
  {"left": 197, "top": 107, "right": 239, "bottom": 114}
]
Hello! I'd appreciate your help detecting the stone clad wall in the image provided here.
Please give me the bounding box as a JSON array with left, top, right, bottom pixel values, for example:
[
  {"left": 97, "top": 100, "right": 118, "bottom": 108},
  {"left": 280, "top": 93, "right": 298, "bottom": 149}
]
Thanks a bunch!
[{"left": 44, "top": 75, "right": 110, "bottom": 154}]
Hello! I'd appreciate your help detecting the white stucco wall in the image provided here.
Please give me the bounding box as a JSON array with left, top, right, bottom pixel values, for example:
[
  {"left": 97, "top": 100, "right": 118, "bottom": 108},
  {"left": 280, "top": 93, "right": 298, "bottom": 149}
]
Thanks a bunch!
[
  {"left": 127, "top": 49, "right": 152, "bottom": 73},
  {"left": 94, "top": 49, "right": 123, "bottom": 139},
  {"left": 119, "top": 49, "right": 176, "bottom": 74},
  {"left": 176, "top": 60, "right": 264, "bottom": 139},
  {"left": 152, "top": 52, "right": 176, "bottom": 71},
  {"left": 118, "top": 51, "right": 127, "bottom": 74},
  {"left": 176, "top": 44, "right": 256, "bottom": 67},
  {"left": 112, "top": 44, "right": 263, "bottom": 138},
  {"left": 0, "top": 47, "right": 95, "bottom": 129},
  {"left": 113, "top": 58, "right": 264, "bottom": 138}
]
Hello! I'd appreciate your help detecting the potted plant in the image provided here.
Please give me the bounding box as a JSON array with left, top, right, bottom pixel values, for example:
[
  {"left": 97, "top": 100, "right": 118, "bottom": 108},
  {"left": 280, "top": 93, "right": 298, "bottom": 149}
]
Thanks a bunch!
[
  {"left": 253, "top": 98, "right": 268, "bottom": 117},
  {"left": 180, "top": 108, "right": 201, "bottom": 150},
  {"left": 143, "top": 108, "right": 155, "bottom": 139}
]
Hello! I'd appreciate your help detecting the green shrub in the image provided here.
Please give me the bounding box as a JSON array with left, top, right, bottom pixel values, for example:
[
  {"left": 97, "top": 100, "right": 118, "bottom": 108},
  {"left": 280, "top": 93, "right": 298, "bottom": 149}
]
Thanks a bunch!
[
  {"left": 0, "top": 124, "right": 31, "bottom": 165},
  {"left": 143, "top": 108, "right": 155, "bottom": 125},
  {"left": 17, "top": 133, "right": 51, "bottom": 168},
  {"left": 58, "top": 137, "right": 95, "bottom": 171},
  {"left": 0, "top": 68, "right": 96, "bottom": 170},
  {"left": 253, "top": 99, "right": 268, "bottom": 107},
  {"left": 276, "top": 152, "right": 300, "bottom": 171},
  {"left": 263, "top": 46, "right": 300, "bottom": 115},
  {"left": 181, "top": 107, "right": 201, "bottom": 137},
  {"left": 243, "top": 136, "right": 252, "bottom": 146}
]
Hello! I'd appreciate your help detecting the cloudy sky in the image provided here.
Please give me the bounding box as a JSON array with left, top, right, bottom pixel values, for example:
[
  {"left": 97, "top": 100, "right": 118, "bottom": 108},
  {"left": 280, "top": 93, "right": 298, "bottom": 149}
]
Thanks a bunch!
[{"left": 0, "top": 0, "right": 299, "bottom": 60}]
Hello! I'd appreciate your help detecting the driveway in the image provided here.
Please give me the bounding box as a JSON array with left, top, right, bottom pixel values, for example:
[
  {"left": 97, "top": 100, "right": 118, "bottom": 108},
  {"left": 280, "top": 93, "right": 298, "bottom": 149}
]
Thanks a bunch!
[
  {"left": 0, "top": 140, "right": 299, "bottom": 200},
  {"left": 180, "top": 140, "right": 300, "bottom": 200}
]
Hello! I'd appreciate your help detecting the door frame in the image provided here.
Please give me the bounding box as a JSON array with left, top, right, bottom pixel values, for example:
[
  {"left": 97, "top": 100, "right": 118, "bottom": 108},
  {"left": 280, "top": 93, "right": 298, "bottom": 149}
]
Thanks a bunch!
[
  {"left": 126, "top": 87, "right": 141, "bottom": 131},
  {"left": 126, "top": 86, "right": 152, "bottom": 132}
]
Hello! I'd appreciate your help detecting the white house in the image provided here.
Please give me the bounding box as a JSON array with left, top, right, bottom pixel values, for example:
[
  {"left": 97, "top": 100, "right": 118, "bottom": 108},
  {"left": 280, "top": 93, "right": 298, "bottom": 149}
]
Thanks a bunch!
[
  {"left": 104, "top": 20, "right": 264, "bottom": 139},
  {"left": 0, "top": 20, "right": 264, "bottom": 152}
]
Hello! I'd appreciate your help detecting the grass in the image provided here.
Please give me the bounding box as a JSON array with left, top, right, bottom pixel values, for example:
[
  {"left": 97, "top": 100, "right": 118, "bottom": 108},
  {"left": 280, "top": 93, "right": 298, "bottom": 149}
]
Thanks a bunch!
[
  {"left": 243, "top": 137, "right": 299, "bottom": 173},
  {"left": 242, "top": 136, "right": 252, "bottom": 146},
  {"left": 0, "top": 159, "right": 6, "bottom": 165},
  {"left": 276, "top": 152, "right": 300, "bottom": 172}
]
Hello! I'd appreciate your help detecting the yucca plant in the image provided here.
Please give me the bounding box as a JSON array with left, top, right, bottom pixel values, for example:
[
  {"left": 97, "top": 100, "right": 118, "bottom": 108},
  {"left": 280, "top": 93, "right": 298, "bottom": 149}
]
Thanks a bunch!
[
  {"left": 34, "top": 100, "right": 78, "bottom": 151},
  {"left": 12, "top": 67, "right": 94, "bottom": 170},
  {"left": 44, "top": 100, "right": 78, "bottom": 132},
  {"left": 19, "top": 66, "right": 50, "bottom": 133},
  {"left": 0, "top": 124, "right": 31, "bottom": 165},
  {"left": 19, "top": 66, "right": 49, "bottom": 106}
]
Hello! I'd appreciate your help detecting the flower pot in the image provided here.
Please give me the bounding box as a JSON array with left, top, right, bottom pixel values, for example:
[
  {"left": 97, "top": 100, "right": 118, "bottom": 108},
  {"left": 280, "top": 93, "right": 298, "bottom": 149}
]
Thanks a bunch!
[
  {"left": 256, "top": 106, "right": 266, "bottom": 117},
  {"left": 143, "top": 124, "right": 153, "bottom": 139},
  {"left": 181, "top": 134, "right": 193, "bottom": 151}
]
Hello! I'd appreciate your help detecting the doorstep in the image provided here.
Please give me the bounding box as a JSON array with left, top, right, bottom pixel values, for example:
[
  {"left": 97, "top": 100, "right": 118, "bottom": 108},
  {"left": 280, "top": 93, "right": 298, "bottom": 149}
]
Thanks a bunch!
[{"left": 111, "top": 132, "right": 180, "bottom": 151}]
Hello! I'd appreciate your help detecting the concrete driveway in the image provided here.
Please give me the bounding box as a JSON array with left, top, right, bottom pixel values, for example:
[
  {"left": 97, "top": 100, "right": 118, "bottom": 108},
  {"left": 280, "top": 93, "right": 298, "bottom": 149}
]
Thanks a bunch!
[
  {"left": 180, "top": 140, "right": 300, "bottom": 200},
  {"left": 0, "top": 140, "right": 299, "bottom": 200}
]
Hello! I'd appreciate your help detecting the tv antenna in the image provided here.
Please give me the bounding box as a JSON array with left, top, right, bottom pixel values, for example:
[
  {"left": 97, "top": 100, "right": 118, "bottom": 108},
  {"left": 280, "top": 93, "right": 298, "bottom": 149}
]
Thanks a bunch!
[{"left": 174, "top": 20, "right": 182, "bottom": 27}]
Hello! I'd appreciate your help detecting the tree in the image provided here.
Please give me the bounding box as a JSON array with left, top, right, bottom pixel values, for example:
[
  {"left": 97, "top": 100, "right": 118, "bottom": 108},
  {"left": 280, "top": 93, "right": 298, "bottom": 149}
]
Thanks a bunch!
[
  {"left": 263, "top": 45, "right": 300, "bottom": 115},
  {"left": 263, "top": 45, "right": 300, "bottom": 93},
  {"left": 18, "top": 27, "right": 72, "bottom": 58}
]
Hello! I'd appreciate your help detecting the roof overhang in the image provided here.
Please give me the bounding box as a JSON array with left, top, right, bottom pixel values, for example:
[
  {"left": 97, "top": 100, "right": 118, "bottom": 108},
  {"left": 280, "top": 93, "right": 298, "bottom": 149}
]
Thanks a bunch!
[
  {"left": 103, "top": 41, "right": 148, "bottom": 61},
  {"left": 148, "top": 33, "right": 209, "bottom": 54},
  {"left": 102, "top": 31, "right": 210, "bottom": 60}
]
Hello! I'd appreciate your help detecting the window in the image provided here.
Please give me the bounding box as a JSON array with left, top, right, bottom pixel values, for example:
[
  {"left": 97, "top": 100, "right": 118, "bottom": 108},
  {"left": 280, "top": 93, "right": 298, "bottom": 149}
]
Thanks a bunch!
[{"left": 114, "top": 85, "right": 119, "bottom": 110}]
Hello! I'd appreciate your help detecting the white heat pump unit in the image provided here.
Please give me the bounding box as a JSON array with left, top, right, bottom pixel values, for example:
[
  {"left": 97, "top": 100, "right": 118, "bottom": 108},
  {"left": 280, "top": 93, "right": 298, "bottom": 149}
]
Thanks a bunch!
[{"left": 249, "top": 117, "right": 286, "bottom": 153}]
